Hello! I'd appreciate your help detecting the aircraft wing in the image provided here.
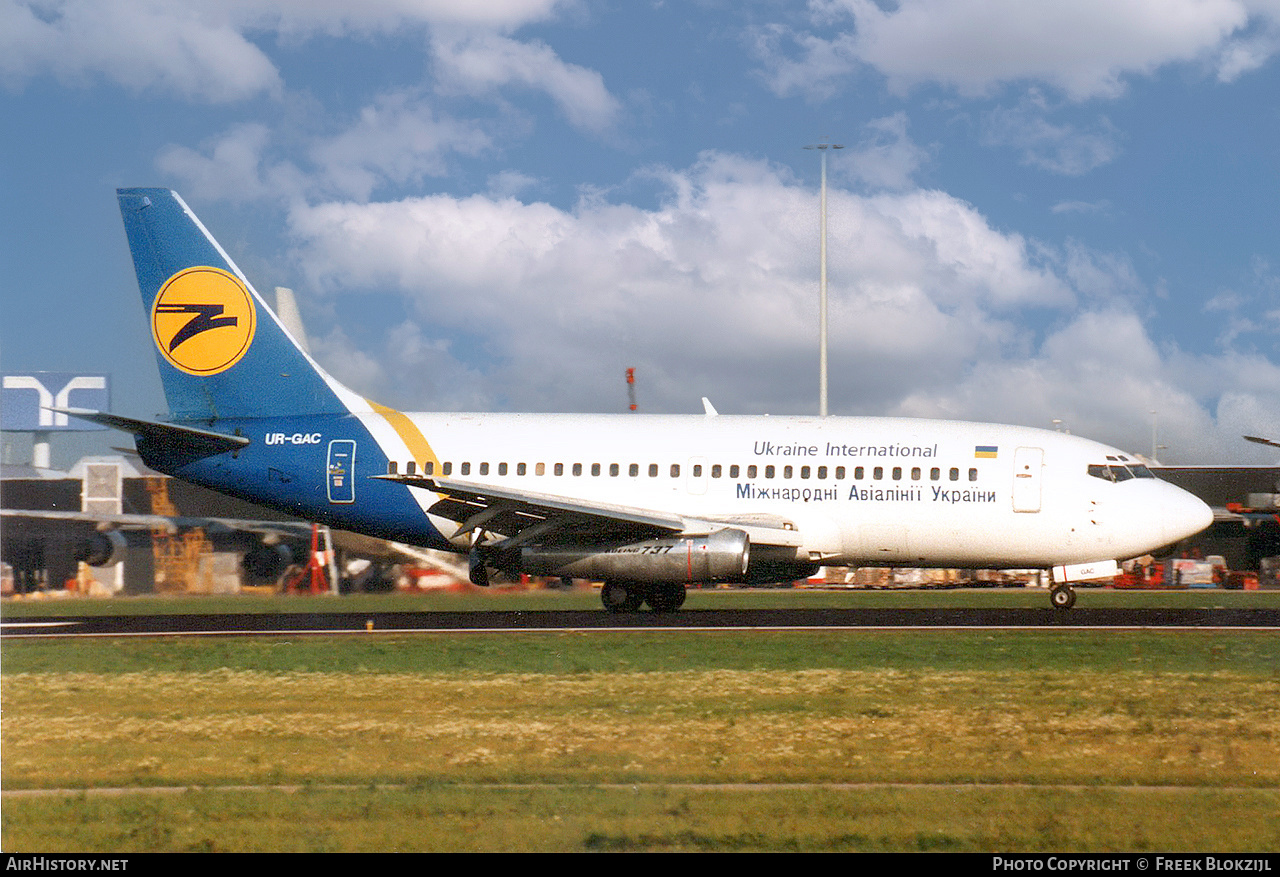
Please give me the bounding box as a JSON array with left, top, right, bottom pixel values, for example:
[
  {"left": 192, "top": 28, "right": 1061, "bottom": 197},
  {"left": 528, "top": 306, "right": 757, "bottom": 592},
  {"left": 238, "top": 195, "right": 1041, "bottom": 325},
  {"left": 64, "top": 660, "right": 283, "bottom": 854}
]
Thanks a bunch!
[
  {"left": 375, "top": 474, "right": 805, "bottom": 548},
  {"left": 1, "top": 507, "right": 312, "bottom": 539}
]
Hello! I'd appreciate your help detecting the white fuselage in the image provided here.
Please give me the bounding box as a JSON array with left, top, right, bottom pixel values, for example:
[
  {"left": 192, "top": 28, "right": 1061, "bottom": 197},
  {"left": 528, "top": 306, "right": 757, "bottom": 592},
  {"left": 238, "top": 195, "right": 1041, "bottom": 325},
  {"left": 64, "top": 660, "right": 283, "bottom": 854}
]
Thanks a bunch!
[{"left": 355, "top": 411, "right": 1213, "bottom": 570}]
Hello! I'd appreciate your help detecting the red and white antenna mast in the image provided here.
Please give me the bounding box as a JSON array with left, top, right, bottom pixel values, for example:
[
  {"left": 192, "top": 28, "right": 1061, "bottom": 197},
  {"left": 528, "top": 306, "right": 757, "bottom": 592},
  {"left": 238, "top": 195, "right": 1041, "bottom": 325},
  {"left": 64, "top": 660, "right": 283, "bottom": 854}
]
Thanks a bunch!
[{"left": 626, "top": 367, "right": 637, "bottom": 412}]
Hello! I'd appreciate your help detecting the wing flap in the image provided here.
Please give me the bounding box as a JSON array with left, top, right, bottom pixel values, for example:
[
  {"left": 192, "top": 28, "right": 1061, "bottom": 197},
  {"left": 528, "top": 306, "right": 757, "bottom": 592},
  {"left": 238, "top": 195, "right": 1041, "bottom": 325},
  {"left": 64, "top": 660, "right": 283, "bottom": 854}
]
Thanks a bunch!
[{"left": 375, "top": 474, "right": 804, "bottom": 547}]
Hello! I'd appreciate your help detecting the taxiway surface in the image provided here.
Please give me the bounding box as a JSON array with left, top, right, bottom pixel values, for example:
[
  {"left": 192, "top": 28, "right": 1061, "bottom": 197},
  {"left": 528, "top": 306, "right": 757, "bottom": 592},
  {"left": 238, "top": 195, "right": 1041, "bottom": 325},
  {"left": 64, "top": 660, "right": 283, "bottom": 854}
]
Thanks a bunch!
[{"left": 3, "top": 606, "right": 1279, "bottom": 637}]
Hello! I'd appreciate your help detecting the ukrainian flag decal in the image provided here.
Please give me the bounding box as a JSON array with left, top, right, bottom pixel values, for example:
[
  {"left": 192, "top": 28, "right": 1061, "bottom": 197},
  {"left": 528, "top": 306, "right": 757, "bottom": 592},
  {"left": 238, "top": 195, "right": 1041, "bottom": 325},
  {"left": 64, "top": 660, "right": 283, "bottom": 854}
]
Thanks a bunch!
[{"left": 974, "top": 445, "right": 998, "bottom": 458}]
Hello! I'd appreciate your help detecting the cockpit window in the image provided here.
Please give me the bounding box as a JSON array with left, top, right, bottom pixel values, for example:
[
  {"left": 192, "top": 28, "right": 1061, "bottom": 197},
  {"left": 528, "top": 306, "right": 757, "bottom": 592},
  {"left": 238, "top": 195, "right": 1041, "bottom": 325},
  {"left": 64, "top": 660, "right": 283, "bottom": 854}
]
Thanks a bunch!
[{"left": 1088, "top": 462, "right": 1157, "bottom": 482}]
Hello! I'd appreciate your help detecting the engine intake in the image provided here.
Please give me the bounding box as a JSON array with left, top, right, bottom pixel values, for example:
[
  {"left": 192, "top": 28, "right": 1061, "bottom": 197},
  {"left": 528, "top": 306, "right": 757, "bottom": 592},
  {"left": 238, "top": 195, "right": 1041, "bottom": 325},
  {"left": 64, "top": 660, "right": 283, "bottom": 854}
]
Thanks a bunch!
[{"left": 76, "top": 530, "right": 127, "bottom": 567}]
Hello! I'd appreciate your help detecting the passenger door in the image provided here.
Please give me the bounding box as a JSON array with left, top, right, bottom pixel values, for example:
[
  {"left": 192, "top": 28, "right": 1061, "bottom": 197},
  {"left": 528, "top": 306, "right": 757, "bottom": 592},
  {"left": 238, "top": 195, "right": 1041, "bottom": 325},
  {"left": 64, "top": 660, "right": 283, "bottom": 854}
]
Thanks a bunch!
[
  {"left": 327, "top": 440, "right": 356, "bottom": 504},
  {"left": 1012, "top": 446, "right": 1043, "bottom": 513}
]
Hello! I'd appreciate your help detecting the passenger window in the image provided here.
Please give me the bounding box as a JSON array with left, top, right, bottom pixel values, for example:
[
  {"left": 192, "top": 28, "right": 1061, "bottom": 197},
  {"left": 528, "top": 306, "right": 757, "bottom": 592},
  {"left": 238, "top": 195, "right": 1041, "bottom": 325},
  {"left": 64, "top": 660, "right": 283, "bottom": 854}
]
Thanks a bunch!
[
  {"left": 930, "top": 467, "right": 940, "bottom": 481},
  {"left": 499, "top": 462, "right": 508, "bottom": 476},
  {"left": 693, "top": 464, "right": 703, "bottom": 477},
  {"left": 765, "top": 465, "right": 775, "bottom": 479},
  {"left": 535, "top": 463, "right": 545, "bottom": 476},
  {"left": 461, "top": 462, "right": 470, "bottom": 476},
  {"left": 968, "top": 468, "right": 978, "bottom": 482},
  {"left": 836, "top": 466, "right": 845, "bottom": 479},
  {"left": 783, "top": 465, "right": 792, "bottom": 479},
  {"left": 817, "top": 466, "right": 827, "bottom": 479},
  {"left": 747, "top": 465, "right": 757, "bottom": 478},
  {"left": 442, "top": 462, "right": 452, "bottom": 476},
  {"left": 480, "top": 462, "right": 489, "bottom": 476},
  {"left": 671, "top": 464, "right": 680, "bottom": 477},
  {"left": 591, "top": 463, "right": 601, "bottom": 476},
  {"left": 873, "top": 467, "right": 883, "bottom": 480},
  {"left": 516, "top": 463, "right": 526, "bottom": 476},
  {"left": 388, "top": 461, "right": 398, "bottom": 475},
  {"left": 649, "top": 463, "right": 658, "bottom": 477},
  {"left": 892, "top": 467, "right": 902, "bottom": 480},
  {"left": 610, "top": 463, "right": 619, "bottom": 476},
  {"left": 911, "top": 467, "right": 921, "bottom": 480},
  {"left": 425, "top": 461, "right": 434, "bottom": 476},
  {"left": 801, "top": 466, "right": 810, "bottom": 479},
  {"left": 629, "top": 463, "right": 639, "bottom": 477},
  {"left": 554, "top": 463, "right": 563, "bottom": 476},
  {"left": 730, "top": 465, "right": 740, "bottom": 478},
  {"left": 405, "top": 461, "right": 415, "bottom": 475},
  {"left": 572, "top": 463, "right": 582, "bottom": 476},
  {"left": 712, "top": 464, "right": 722, "bottom": 478},
  {"left": 854, "top": 466, "right": 863, "bottom": 480},
  {"left": 950, "top": 467, "right": 959, "bottom": 481}
]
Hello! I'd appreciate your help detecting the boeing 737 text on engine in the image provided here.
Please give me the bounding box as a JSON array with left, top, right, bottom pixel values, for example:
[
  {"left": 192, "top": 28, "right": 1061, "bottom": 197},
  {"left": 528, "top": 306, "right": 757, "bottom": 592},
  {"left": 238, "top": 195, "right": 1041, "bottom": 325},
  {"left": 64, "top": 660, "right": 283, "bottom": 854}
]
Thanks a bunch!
[{"left": 57, "top": 189, "right": 1214, "bottom": 611}]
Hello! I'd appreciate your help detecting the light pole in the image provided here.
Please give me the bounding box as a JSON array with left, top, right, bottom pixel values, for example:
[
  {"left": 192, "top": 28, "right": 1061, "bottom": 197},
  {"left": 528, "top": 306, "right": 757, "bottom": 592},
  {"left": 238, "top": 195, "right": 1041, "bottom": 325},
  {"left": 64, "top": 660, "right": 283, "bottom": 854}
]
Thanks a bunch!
[{"left": 806, "top": 140, "right": 842, "bottom": 417}]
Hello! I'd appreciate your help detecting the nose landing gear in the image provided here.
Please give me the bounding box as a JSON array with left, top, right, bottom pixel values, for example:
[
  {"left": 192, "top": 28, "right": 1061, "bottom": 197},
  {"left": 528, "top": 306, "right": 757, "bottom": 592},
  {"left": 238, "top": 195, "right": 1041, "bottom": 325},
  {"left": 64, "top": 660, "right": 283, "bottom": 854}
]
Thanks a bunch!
[{"left": 1049, "top": 584, "right": 1077, "bottom": 610}]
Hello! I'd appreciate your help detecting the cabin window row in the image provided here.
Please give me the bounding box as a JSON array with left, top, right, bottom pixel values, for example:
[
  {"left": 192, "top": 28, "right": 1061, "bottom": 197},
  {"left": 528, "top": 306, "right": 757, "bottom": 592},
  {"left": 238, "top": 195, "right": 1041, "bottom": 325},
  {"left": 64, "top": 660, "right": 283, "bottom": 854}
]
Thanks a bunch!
[{"left": 388, "top": 460, "right": 982, "bottom": 482}]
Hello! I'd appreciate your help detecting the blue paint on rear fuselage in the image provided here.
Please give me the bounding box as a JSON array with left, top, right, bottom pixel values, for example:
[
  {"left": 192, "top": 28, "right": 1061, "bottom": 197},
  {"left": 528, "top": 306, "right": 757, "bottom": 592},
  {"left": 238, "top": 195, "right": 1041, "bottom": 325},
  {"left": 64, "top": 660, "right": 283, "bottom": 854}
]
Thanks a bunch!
[{"left": 136, "top": 414, "right": 448, "bottom": 549}]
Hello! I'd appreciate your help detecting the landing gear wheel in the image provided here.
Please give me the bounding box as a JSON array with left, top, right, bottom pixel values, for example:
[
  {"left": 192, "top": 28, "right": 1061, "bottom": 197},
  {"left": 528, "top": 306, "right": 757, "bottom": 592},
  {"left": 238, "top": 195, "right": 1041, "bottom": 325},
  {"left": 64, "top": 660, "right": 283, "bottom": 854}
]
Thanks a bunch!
[
  {"left": 1050, "top": 585, "right": 1077, "bottom": 610},
  {"left": 601, "top": 581, "right": 646, "bottom": 612},
  {"left": 644, "top": 582, "right": 687, "bottom": 613}
]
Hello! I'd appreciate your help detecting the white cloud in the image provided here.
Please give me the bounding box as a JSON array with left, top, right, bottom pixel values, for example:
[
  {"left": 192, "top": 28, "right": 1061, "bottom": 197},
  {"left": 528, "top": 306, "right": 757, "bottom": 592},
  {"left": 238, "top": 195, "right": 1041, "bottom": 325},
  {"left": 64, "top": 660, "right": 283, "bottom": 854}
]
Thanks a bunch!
[
  {"left": 1052, "top": 200, "right": 1114, "bottom": 215},
  {"left": 156, "top": 123, "right": 305, "bottom": 203},
  {"left": 0, "top": 0, "right": 574, "bottom": 102},
  {"left": 0, "top": 0, "right": 283, "bottom": 102},
  {"left": 893, "top": 308, "right": 1280, "bottom": 464},
  {"left": 157, "top": 94, "right": 491, "bottom": 203},
  {"left": 282, "top": 153, "right": 1062, "bottom": 410},
  {"left": 431, "top": 30, "right": 623, "bottom": 135},
  {"left": 308, "top": 92, "right": 492, "bottom": 201},
  {"left": 981, "top": 102, "right": 1123, "bottom": 175},
  {"left": 762, "top": 0, "right": 1272, "bottom": 101},
  {"left": 835, "top": 112, "right": 932, "bottom": 190}
]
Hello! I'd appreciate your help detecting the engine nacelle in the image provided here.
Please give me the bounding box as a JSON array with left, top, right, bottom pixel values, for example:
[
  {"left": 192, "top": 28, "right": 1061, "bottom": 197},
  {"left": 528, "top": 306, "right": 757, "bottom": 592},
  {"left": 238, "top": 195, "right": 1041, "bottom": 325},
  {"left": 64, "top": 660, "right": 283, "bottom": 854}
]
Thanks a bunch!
[
  {"left": 519, "top": 528, "right": 750, "bottom": 583},
  {"left": 76, "top": 530, "right": 127, "bottom": 567},
  {"left": 242, "top": 543, "right": 296, "bottom": 582}
]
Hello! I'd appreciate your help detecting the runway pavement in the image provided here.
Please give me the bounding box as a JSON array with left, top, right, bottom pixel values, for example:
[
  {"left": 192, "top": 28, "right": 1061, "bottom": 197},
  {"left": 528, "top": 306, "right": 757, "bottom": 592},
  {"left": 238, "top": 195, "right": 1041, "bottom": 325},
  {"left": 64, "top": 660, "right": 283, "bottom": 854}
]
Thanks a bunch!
[{"left": 3, "top": 606, "right": 1279, "bottom": 636}]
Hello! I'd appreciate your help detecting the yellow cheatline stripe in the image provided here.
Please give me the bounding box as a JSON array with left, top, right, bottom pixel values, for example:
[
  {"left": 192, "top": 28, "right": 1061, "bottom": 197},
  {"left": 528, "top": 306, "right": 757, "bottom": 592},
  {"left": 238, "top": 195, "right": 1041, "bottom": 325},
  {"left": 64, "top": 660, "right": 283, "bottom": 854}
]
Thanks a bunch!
[{"left": 368, "top": 400, "right": 439, "bottom": 472}]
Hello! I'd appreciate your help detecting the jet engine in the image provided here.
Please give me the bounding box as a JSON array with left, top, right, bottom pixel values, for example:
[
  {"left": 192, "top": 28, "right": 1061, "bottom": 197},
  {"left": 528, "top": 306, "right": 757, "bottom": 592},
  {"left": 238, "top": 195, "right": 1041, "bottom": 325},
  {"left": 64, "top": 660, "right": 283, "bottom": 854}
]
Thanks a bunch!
[
  {"left": 517, "top": 528, "right": 750, "bottom": 583},
  {"left": 75, "top": 530, "right": 127, "bottom": 567},
  {"left": 241, "top": 542, "right": 297, "bottom": 583}
]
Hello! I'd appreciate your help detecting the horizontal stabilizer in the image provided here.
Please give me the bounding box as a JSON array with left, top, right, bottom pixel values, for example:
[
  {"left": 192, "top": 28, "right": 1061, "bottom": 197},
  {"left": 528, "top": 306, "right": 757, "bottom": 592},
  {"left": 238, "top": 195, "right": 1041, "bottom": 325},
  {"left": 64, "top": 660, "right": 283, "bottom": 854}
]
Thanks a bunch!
[{"left": 50, "top": 407, "right": 249, "bottom": 457}]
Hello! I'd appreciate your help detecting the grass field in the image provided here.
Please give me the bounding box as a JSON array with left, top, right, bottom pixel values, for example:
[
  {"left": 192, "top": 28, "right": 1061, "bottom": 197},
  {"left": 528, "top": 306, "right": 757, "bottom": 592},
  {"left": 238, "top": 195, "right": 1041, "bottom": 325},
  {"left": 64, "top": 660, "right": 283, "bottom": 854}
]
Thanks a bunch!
[{"left": 3, "top": 589, "right": 1279, "bottom": 852}]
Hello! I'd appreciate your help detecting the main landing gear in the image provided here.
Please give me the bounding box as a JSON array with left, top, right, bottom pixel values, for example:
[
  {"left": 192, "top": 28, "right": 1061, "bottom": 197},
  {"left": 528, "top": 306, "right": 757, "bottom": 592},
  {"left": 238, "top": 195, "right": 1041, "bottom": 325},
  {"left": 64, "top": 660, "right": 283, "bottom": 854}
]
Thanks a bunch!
[
  {"left": 1049, "top": 584, "right": 1077, "bottom": 610},
  {"left": 600, "top": 580, "right": 687, "bottom": 613}
]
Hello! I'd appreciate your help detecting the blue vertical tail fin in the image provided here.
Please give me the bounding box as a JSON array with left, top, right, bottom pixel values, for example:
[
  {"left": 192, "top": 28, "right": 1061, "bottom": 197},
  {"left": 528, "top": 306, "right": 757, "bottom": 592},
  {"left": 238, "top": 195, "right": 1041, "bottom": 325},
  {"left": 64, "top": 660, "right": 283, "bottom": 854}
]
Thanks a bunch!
[{"left": 117, "top": 188, "right": 358, "bottom": 421}]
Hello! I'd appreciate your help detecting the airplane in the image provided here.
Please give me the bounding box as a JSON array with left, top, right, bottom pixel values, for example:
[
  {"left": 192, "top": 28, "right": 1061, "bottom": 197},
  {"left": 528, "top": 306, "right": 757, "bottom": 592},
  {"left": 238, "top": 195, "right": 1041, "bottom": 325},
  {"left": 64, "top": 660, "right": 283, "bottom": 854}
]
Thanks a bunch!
[{"left": 54, "top": 187, "right": 1214, "bottom": 612}]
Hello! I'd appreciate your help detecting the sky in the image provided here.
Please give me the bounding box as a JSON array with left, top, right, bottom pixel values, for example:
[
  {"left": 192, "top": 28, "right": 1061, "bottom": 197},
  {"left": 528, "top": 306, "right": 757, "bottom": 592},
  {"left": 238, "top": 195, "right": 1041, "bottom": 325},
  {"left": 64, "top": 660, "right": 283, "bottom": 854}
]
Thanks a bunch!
[{"left": 2, "top": 0, "right": 1279, "bottom": 470}]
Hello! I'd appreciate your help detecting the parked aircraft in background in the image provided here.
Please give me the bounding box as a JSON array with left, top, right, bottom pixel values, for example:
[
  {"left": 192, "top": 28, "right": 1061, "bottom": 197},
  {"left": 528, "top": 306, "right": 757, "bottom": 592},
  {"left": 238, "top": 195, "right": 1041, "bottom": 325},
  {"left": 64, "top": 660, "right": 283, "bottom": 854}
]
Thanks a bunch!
[{"left": 56, "top": 188, "right": 1213, "bottom": 611}]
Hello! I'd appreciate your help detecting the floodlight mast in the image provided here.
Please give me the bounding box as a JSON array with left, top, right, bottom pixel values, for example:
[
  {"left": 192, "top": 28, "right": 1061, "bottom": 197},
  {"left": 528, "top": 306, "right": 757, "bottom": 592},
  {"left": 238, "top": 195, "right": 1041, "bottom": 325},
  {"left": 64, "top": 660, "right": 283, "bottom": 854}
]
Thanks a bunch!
[{"left": 805, "top": 140, "right": 842, "bottom": 417}]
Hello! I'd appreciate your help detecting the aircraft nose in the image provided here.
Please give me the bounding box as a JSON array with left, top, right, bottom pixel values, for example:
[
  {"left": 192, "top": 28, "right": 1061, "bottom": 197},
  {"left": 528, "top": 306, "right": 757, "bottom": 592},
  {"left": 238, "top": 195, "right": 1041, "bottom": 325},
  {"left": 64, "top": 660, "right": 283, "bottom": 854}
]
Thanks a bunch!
[{"left": 1161, "top": 483, "right": 1214, "bottom": 544}]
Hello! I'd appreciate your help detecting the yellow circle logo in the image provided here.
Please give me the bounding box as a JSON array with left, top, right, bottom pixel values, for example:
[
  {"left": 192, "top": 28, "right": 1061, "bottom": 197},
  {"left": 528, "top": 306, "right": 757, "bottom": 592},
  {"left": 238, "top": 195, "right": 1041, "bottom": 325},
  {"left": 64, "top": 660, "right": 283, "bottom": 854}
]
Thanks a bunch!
[{"left": 151, "top": 267, "right": 257, "bottom": 376}]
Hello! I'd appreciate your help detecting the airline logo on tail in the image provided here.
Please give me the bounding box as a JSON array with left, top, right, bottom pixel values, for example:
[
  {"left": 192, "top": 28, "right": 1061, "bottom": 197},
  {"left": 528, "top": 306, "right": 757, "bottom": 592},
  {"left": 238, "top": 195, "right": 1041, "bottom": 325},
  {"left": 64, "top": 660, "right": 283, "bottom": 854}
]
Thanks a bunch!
[{"left": 150, "top": 267, "right": 257, "bottom": 375}]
